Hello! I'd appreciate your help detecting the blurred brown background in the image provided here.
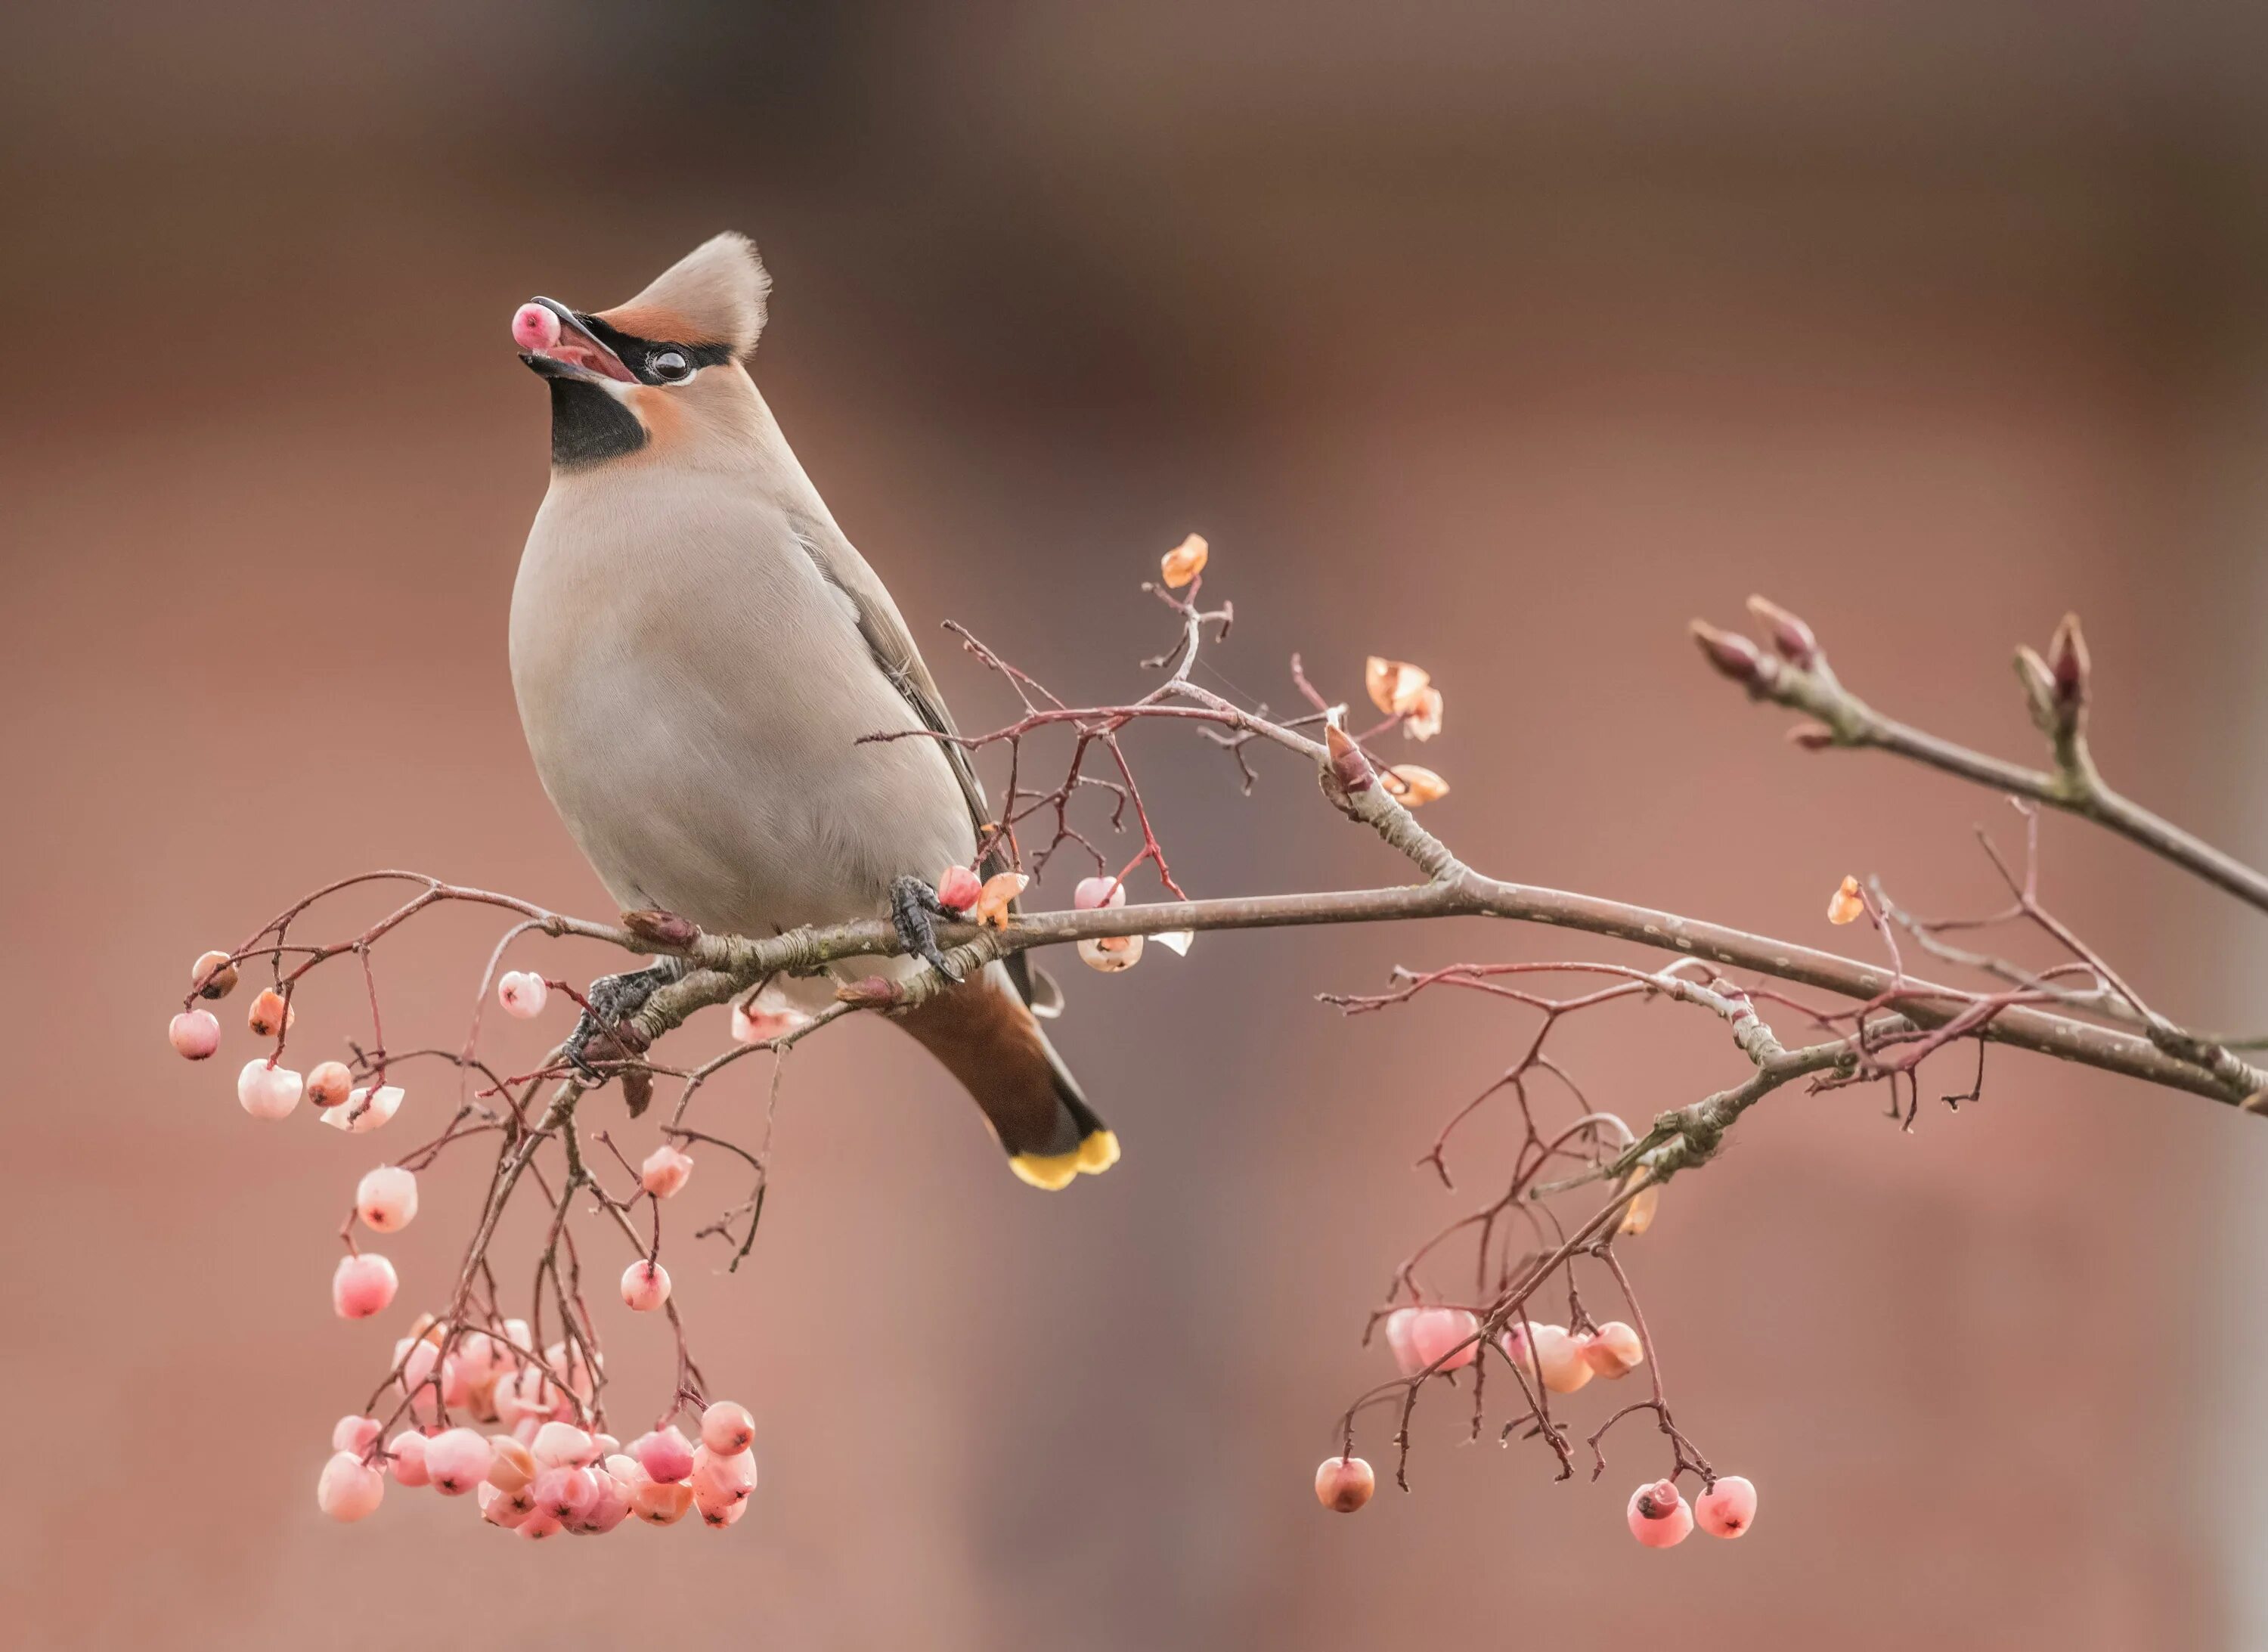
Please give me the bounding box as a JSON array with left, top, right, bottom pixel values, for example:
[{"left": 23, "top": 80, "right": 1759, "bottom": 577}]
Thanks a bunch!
[{"left": 8, "top": 2, "right": 2268, "bottom": 1647}]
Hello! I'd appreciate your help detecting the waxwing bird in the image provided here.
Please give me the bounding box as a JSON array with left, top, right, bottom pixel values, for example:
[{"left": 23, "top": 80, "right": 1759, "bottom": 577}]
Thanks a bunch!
[{"left": 507, "top": 233, "right": 1114, "bottom": 1190}]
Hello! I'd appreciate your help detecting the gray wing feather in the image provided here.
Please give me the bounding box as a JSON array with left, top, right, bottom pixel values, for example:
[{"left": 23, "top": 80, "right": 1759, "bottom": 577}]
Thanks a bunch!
[{"left": 792, "top": 521, "right": 1061, "bottom": 1015}]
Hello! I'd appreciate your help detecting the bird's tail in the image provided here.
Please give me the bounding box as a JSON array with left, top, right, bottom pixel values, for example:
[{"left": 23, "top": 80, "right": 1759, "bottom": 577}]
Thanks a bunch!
[{"left": 896, "top": 961, "right": 1116, "bottom": 1190}]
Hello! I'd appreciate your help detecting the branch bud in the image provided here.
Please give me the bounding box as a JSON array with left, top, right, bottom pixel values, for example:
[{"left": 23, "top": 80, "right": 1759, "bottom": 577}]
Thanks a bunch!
[
  {"left": 621, "top": 909, "right": 702, "bottom": 950},
  {"left": 1687, "top": 621, "right": 1773, "bottom": 689},
  {"left": 835, "top": 976, "right": 904, "bottom": 1009},
  {"left": 2014, "top": 645, "right": 2059, "bottom": 734},
  {"left": 2046, "top": 612, "right": 2090, "bottom": 711},
  {"left": 1784, "top": 720, "right": 1836, "bottom": 750},
  {"left": 1323, "top": 708, "right": 1374, "bottom": 797},
  {"left": 1743, "top": 594, "right": 1818, "bottom": 668}
]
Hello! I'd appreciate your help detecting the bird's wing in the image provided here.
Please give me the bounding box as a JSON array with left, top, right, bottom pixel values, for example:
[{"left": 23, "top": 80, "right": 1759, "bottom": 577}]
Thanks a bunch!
[{"left": 792, "top": 520, "right": 1064, "bottom": 1017}]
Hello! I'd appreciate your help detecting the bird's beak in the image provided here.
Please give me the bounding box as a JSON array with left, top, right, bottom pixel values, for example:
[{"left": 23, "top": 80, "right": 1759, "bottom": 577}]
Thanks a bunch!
[{"left": 513, "top": 297, "right": 637, "bottom": 383}]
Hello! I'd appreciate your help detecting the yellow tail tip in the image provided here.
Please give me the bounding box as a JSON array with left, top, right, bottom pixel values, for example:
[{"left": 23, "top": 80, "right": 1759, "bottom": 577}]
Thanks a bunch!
[{"left": 1009, "top": 1129, "right": 1120, "bottom": 1191}]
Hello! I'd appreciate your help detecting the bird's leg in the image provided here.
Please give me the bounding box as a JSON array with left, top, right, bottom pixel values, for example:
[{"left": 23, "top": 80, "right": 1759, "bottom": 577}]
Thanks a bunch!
[
  {"left": 889, "top": 874, "right": 963, "bottom": 984},
  {"left": 563, "top": 956, "right": 689, "bottom": 1079}
]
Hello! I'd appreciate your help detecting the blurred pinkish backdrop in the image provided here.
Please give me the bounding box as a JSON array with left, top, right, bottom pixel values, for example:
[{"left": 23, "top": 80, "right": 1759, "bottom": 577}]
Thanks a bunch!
[{"left": 8, "top": 4, "right": 2268, "bottom": 1647}]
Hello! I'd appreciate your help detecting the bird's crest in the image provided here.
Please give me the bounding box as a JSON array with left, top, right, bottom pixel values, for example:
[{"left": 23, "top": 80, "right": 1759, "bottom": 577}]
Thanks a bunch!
[{"left": 599, "top": 232, "right": 770, "bottom": 358}]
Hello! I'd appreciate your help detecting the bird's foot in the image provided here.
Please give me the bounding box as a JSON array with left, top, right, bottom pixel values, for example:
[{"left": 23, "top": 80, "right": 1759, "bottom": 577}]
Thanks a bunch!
[
  {"left": 889, "top": 875, "right": 963, "bottom": 984},
  {"left": 563, "top": 956, "right": 689, "bottom": 1082}
]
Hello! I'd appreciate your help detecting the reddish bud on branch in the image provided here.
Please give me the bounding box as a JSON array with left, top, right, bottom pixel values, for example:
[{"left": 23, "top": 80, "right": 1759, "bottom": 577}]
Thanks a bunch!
[
  {"left": 1687, "top": 621, "right": 1772, "bottom": 689},
  {"left": 1785, "top": 719, "right": 1837, "bottom": 750},
  {"left": 1743, "top": 594, "right": 1819, "bottom": 668},
  {"left": 835, "top": 976, "right": 904, "bottom": 1009},
  {"left": 2047, "top": 612, "right": 2090, "bottom": 711},
  {"left": 621, "top": 909, "right": 702, "bottom": 950}
]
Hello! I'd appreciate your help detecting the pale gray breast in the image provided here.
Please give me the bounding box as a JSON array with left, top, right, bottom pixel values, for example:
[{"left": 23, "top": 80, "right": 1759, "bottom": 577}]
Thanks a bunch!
[{"left": 509, "top": 467, "right": 977, "bottom": 935}]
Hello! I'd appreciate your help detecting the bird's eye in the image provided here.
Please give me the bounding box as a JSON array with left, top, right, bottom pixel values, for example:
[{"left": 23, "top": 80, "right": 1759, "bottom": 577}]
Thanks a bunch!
[{"left": 650, "top": 350, "right": 692, "bottom": 383}]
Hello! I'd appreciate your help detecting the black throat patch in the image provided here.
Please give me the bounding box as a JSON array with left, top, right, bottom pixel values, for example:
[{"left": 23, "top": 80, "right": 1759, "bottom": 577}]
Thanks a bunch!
[{"left": 547, "top": 377, "right": 647, "bottom": 468}]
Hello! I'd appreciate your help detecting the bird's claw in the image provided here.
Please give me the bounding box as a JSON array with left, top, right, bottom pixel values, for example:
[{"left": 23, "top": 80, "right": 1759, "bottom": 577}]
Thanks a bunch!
[
  {"left": 890, "top": 875, "right": 963, "bottom": 984},
  {"left": 562, "top": 957, "right": 688, "bottom": 1080}
]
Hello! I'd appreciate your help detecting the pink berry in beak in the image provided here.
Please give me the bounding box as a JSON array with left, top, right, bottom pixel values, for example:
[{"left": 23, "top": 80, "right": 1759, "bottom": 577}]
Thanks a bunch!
[
  {"left": 317, "top": 1451, "right": 386, "bottom": 1521},
  {"left": 169, "top": 1009, "right": 222, "bottom": 1061},
  {"left": 355, "top": 1165, "right": 419, "bottom": 1232},
  {"left": 621, "top": 1260, "right": 671, "bottom": 1312},
  {"left": 1626, "top": 1479, "right": 1694, "bottom": 1548},
  {"left": 1314, "top": 1455, "right": 1374, "bottom": 1513},
  {"left": 1694, "top": 1475, "right": 1758, "bottom": 1539},
  {"left": 640, "top": 1143, "right": 695, "bottom": 1198},
  {"left": 330, "top": 1252, "right": 397, "bottom": 1319},
  {"left": 701, "top": 1400, "right": 755, "bottom": 1455},
  {"left": 513, "top": 302, "right": 562, "bottom": 353}
]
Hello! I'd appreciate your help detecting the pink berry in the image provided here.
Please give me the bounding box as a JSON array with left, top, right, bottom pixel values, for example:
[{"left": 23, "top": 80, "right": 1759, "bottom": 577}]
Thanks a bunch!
[
  {"left": 634, "top": 1479, "right": 694, "bottom": 1525},
  {"left": 1586, "top": 1322, "right": 1645, "bottom": 1379},
  {"left": 531, "top": 1464, "right": 598, "bottom": 1523},
  {"left": 246, "top": 987, "right": 293, "bottom": 1039},
  {"left": 306, "top": 1061, "right": 353, "bottom": 1109},
  {"left": 621, "top": 1260, "right": 671, "bottom": 1312},
  {"left": 575, "top": 1474, "right": 635, "bottom": 1535},
  {"left": 512, "top": 302, "right": 562, "bottom": 352},
  {"left": 694, "top": 1479, "right": 748, "bottom": 1524},
  {"left": 605, "top": 1453, "right": 649, "bottom": 1489},
  {"left": 330, "top": 1253, "right": 397, "bottom": 1319},
  {"left": 592, "top": 1432, "right": 620, "bottom": 1459},
  {"left": 1314, "top": 1455, "right": 1375, "bottom": 1513},
  {"left": 331, "top": 1415, "right": 380, "bottom": 1454},
  {"left": 701, "top": 1400, "right": 755, "bottom": 1455},
  {"left": 1405, "top": 1306, "right": 1479, "bottom": 1373},
  {"left": 640, "top": 1144, "right": 694, "bottom": 1199},
  {"left": 692, "top": 1444, "right": 758, "bottom": 1507},
  {"left": 497, "top": 971, "right": 550, "bottom": 1019},
  {"left": 516, "top": 1510, "right": 565, "bottom": 1541},
  {"left": 237, "top": 1058, "right": 303, "bottom": 1120},
  {"left": 632, "top": 1427, "right": 696, "bottom": 1484},
  {"left": 1508, "top": 1324, "right": 1594, "bottom": 1394},
  {"left": 1694, "top": 1475, "right": 1758, "bottom": 1539},
  {"left": 321, "top": 1083, "right": 403, "bottom": 1133},
  {"left": 191, "top": 950, "right": 240, "bottom": 1000},
  {"left": 486, "top": 1436, "right": 538, "bottom": 1492},
  {"left": 531, "top": 1421, "right": 594, "bottom": 1468},
  {"left": 935, "top": 864, "right": 984, "bottom": 912},
  {"left": 729, "top": 987, "right": 809, "bottom": 1044},
  {"left": 317, "top": 1450, "right": 385, "bottom": 1521},
  {"left": 1627, "top": 1480, "right": 1694, "bottom": 1548},
  {"left": 387, "top": 1430, "right": 431, "bottom": 1487},
  {"left": 423, "top": 1427, "right": 491, "bottom": 1495},
  {"left": 355, "top": 1165, "right": 419, "bottom": 1232},
  {"left": 1073, "top": 876, "right": 1126, "bottom": 910},
  {"left": 169, "top": 1009, "right": 222, "bottom": 1061},
  {"left": 482, "top": 1483, "right": 536, "bottom": 1528}
]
